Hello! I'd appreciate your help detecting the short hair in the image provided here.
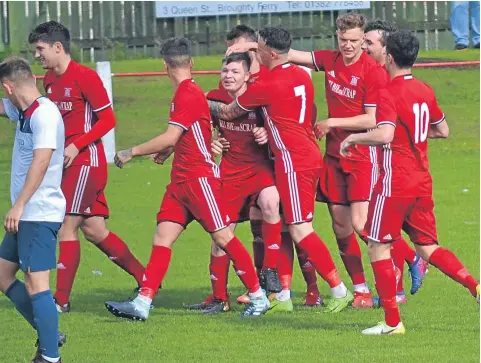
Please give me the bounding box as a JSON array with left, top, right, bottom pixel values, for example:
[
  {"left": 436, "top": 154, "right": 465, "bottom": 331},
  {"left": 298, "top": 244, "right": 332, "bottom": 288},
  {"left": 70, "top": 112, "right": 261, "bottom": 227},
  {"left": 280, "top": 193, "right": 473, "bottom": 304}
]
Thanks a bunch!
[
  {"left": 0, "top": 56, "right": 35, "bottom": 85},
  {"left": 336, "top": 12, "right": 367, "bottom": 32},
  {"left": 258, "top": 26, "right": 292, "bottom": 54},
  {"left": 364, "top": 20, "right": 397, "bottom": 46},
  {"left": 386, "top": 30, "right": 420, "bottom": 68},
  {"left": 226, "top": 25, "right": 257, "bottom": 43},
  {"left": 160, "top": 37, "right": 192, "bottom": 68},
  {"left": 28, "top": 21, "right": 71, "bottom": 54},
  {"left": 222, "top": 52, "right": 252, "bottom": 72}
]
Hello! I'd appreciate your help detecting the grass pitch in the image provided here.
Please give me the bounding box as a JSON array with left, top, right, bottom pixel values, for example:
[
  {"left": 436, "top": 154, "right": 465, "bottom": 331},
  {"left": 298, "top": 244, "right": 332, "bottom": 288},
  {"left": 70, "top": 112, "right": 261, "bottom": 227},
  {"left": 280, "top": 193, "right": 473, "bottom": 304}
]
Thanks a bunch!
[{"left": 0, "top": 50, "right": 479, "bottom": 362}]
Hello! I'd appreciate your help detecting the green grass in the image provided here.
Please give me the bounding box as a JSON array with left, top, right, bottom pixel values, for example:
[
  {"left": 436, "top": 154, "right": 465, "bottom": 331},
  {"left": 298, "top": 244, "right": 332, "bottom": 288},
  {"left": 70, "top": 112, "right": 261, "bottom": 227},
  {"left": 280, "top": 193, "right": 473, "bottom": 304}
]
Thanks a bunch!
[{"left": 0, "top": 53, "right": 479, "bottom": 363}]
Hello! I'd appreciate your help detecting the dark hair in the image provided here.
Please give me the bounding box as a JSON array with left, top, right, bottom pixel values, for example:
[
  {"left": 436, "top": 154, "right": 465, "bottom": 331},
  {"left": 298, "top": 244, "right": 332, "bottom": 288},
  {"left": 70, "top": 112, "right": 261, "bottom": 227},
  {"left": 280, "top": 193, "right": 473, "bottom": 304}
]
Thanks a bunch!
[
  {"left": 222, "top": 52, "right": 252, "bottom": 72},
  {"left": 336, "top": 12, "right": 366, "bottom": 32},
  {"left": 28, "top": 21, "right": 71, "bottom": 54},
  {"left": 386, "top": 30, "right": 419, "bottom": 68},
  {"left": 258, "top": 26, "right": 291, "bottom": 54},
  {"left": 364, "top": 20, "right": 397, "bottom": 46},
  {"left": 226, "top": 25, "right": 257, "bottom": 43},
  {"left": 0, "top": 56, "right": 35, "bottom": 84},
  {"left": 160, "top": 37, "right": 192, "bottom": 68}
]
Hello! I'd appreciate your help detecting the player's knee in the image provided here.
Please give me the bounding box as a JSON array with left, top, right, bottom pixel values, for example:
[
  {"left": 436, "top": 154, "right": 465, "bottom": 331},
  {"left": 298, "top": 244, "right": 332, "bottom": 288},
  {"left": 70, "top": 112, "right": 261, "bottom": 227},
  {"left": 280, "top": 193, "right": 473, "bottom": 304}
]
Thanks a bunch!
[
  {"left": 414, "top": 244, "right": 438, "bottom": 262},
  {"left": 24, "top": 271, "right": 50, "bottom": 296},
  {"left": 332, "top": 219, "right": 352, "bottom": 238},
  {"left": 81, "top": 225, "right": 108, "bottom": 245},
  {"left": 352, "top": 218, "right": 366, "bottom": 237},
  {"left": 212, "top": 227, "right": 234, "bottom": 247}
]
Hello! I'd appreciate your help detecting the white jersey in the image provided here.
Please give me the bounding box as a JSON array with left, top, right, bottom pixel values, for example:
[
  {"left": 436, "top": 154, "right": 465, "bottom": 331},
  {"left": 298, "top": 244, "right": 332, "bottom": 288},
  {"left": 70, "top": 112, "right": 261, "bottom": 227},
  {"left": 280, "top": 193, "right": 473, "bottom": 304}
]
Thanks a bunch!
[{"left": 4, "top": 97, "right": 66, "bottom": 222}]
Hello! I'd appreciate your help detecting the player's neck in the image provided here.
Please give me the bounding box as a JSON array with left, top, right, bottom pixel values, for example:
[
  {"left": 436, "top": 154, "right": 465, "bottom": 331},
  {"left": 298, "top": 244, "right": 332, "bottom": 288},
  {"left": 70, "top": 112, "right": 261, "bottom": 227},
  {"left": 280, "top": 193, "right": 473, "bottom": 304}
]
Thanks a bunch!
[
  {"left": 228, "top": 83, "right": 248, "bottom": 99},
  {"left": 250, "top": 58, "right": 260, "bottom": 74},
  {"left": 390, "top": 67, "right": 412, "bottom": 80},
  {"left": 170, "top": 70, "right": 192, "bottom": 92},
  {"left": 343, "top": 50, "right": 363, "bottom": 66},
  {"left": 16, "top": 87, "right": 42, "bottom": 111},
  {"left": 268, "top": 57, "right": 288, "bottom": 71},
  {"left": 52, "top": 55, "right": 72, "bottom": 76}
]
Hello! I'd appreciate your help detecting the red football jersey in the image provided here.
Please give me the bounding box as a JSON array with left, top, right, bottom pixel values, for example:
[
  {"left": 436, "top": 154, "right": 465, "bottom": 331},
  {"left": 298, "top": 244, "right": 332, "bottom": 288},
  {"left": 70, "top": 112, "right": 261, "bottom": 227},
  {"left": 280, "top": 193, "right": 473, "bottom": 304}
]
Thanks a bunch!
[
  {"left": 206, "top": 87, "right": 268, "bottom": 179},
  {"left": 236, "top": 63, "right": 322, "bottom": 173},
  {"left": 375, "top": 74, "right": 445, "bottom": 197},
  {"left": 168, "top": 79, "right": 219, "bottom": 183},
  {"left": 311, "top": 50, "right": 389, "bottom": 161},
  {"left": 43, "top": 61, "right": 111, "bottom": 167}
]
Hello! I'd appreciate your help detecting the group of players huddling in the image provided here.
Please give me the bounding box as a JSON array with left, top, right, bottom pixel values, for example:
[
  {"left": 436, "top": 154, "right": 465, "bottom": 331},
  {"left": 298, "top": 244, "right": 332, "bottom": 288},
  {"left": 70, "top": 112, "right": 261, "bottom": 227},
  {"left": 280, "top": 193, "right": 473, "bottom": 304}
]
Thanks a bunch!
[{"left": 0, "top": 12, "right": 479, "bottom": 363}]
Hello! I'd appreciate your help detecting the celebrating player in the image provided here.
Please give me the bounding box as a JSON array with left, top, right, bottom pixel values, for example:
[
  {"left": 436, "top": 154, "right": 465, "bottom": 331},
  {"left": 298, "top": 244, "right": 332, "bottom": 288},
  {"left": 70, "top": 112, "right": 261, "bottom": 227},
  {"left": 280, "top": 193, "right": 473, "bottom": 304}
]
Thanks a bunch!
[
  {"left": 362, "top": 19, "right": 429, "bottom": 304},
  {"left": 104, "top": 37, "right": 269, "bottom": 321},
  {"left": 0, "top": 57, "right": 66, "bottom": 363},
  {"left": 223, "top": 25, "right": 322, "bottom": 307},
  {"left": 210, "top": 26, "right": 353, "bottom": 312},
  {"left": 28, "top": 21, "right": 145, "bottom": 313},
  {"left": 340, "top": 29, "right": 480, "bottom": 335}
]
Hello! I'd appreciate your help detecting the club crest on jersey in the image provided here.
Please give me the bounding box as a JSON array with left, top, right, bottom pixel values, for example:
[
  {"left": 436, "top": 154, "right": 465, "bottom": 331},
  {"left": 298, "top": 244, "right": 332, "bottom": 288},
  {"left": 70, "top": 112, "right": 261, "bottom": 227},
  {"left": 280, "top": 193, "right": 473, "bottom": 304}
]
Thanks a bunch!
[
  {"left": 64, "top": 88, "right": 71, "bottom": 97},
  {"left": 248, "top": 112, "right": 256, "bottom": 120},
  {"left": 350, "top": 76, "right": 360, "bottom": 86}
]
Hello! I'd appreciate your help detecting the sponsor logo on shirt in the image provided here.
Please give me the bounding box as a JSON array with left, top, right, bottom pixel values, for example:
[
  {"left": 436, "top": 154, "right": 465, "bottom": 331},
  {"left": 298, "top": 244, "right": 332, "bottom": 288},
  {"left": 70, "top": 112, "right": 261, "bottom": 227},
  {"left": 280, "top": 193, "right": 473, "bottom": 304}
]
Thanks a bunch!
[
  {"left": 64, "top": 87, "right": 71, "bottom": 97},
  {"left": 53, "top": 101, "right": 73, "bottom": 111},
  {"left": 218, "top": 119, "right": 255, "bottom": 132},
  {"left": 328, "top": 80, "right": 357, "bottom": 99}
]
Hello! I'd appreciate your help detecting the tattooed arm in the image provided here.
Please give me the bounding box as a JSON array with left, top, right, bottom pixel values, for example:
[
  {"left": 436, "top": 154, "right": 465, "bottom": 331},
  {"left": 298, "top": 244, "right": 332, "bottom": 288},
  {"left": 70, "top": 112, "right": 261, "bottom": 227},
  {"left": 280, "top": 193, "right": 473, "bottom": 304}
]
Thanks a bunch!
[{"left": 208, "top": 100, "right": 249, "bottom": 121}]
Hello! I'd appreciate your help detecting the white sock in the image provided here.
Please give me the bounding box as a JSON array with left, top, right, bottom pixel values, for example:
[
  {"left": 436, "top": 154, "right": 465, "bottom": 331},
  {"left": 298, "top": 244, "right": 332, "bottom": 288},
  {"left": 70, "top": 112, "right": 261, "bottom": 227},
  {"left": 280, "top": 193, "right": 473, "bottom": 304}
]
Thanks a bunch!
[
  {"left": 330, "top": 282, "right": 348, "bottom": 298},
  {"left": 276, "top": 290, "right": 290, "bottom": 301},
  {"left": 42, "top": 356, "right": 60, "bottom": 363},
  {"left": 249, "top": 288, "right": 264, "bottom": 299},
  {"left": 134, "top": 294, "right": 152, "bottom": 308},
  {"left": 353, "top": 283, "right": 369, "bottom": 293}
]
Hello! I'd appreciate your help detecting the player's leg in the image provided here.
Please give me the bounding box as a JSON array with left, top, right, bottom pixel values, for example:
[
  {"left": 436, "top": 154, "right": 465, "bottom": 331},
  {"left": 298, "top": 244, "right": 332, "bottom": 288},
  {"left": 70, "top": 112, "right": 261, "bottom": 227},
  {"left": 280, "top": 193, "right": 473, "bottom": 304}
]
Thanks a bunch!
[
  {"left": 105, "top": 221, "right": 184, "bottom": 321},
  {"left": 280, "top": 169, "right": 352, "bottom": 312},
  {"left": 257, "top": 185, "right": 283, "bottom": 293},
  {"left": 19, "top": 221, "right": 63, "bottom": 361},
  {"left": 80, "top": 213, "right": 145, "bottom": 286},
  {"left": 295, "top": 243, "right": 323, "bottom": 306},
  {"left": 54, "top": 215, "right": 84, "bottom": 312},
  {"left": 405, "top": 197, "right": 479, "bottom": 300}
]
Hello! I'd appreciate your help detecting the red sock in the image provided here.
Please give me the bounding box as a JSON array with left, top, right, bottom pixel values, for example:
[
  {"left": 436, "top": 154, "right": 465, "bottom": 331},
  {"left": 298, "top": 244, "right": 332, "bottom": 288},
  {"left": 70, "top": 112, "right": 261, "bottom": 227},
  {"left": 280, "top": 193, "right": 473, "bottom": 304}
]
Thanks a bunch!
[
  {"left": 295, "top": 244, "right": 318, "bottom": 291},
  {"left": 262, "top": 220, "right": 282, "bottom": 269},
  {"left": 209, "top": 254, "right": 230, "bottom": 301},
  {"left": 223, "top": 237, "right": 260, "bottom": 293},
  {"left": 97, "top": 232, "right": 145, "bottom": 285},
  {"left": 391, "top": 243, "right": 405, "bottom": 293},
  {"left": 372, "top": 259, "right": 401, "bottom": 327},
  {"left": 140, "top": 246, "right": 172, "bottom": 299},
  {"left": 250, "top": 220, "right": 264, "bottom": 275},
  {"left": 277, "top": 232, "right": 293, "bottom": 290},
  {"left": 54, "top": 240, "right": 81, "bottom": 305},
  {"left": 298, "top": 232, "right": 342, "bottom": 288},
  {"left": 336, "top": 233, "right": 365, "bottom": 286},
  {"left": 397, "top": 238, "right": 416, "bottom": 264},
  {"left": 429, "top": 247, "right": 479, "bottom": 296}
]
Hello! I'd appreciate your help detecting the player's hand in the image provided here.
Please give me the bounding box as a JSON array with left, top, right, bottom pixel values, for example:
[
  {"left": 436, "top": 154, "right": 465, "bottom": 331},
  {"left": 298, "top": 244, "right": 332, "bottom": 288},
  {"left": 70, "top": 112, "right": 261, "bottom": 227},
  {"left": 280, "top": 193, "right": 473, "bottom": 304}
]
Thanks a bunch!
[
  {"left": 151, "top": 149, "right": 171, "bottom": 165},
  {"left": 64, "top": 143, "right": 79, "bottom": 168},
  {"left": 114, "top": 149, "right": 133, "bottom": 169},
  {"left": 253, "top": 127, "right": 268, "bottom": 145},
  {"left": 4, "top": 203, "right": 23, "bottom": 234},
  {"left": 314, "top": 120, "right": 331, "bottom": 140},
  {"left": 340, "top": 136, "right": 355, "bottom": 158},
  {"left": 226, "top": 42, "right": 258, "bottom": 56},
  {"left": 212, "top": 138, "right": 230, "bottom": 155}
]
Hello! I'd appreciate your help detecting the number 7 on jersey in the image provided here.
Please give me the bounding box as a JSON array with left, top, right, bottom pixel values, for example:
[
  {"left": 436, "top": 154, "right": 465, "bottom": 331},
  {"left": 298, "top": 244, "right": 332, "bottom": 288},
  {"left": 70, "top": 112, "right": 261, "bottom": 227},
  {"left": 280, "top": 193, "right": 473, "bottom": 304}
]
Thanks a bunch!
[{"left": 294, "top": 85, "right": 306, "bottom": 124}]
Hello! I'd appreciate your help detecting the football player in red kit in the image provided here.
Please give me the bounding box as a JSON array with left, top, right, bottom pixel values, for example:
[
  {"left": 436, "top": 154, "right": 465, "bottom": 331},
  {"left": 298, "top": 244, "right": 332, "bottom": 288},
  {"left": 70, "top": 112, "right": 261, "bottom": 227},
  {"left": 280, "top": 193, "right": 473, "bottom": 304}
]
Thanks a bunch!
[
  {"left": 210, "top": 26, "right": 353, "bottom": 312},
  {"left": 104, "top": 37, "right": 269, "bottom": 321},
  {"left": 340, "top": 29, "right": 479, "bottom": 335},
  {"left": 28, "top": 21, "right": 145, "bottom": 313}
]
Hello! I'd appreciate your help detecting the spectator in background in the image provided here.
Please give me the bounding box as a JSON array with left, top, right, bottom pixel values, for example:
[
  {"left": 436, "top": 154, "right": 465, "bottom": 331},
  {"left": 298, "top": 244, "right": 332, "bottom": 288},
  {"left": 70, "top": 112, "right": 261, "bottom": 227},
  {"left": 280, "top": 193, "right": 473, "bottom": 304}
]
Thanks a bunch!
[{"left": 450, "top": 1, "right": 480, "bottom": 50}]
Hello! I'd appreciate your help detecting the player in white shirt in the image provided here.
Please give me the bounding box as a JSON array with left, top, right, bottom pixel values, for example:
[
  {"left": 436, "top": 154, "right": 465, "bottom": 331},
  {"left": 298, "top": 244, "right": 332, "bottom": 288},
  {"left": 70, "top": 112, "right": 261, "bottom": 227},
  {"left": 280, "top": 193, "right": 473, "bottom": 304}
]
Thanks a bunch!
[{"left": 0, "top": 57, "right": 66, "bottom": 363}]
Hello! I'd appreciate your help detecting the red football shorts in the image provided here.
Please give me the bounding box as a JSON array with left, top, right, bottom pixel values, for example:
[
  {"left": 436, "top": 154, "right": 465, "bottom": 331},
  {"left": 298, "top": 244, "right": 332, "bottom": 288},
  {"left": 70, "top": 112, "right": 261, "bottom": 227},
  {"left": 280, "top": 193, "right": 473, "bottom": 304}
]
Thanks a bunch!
[
  {"left": 363, "top": 192, "right": 438, "bottom": 245},
  {"left": 157, "top": 177, "right": 229, "bottom": 233},
  {"left": 62, "top": 165, "right": 109, "bottom": 218},
  {"left": 222, "top": 165, "right": 275, "bottom": 223},
  {"left": 317, "top": 155, "right": 376, "bottom": 205},
  {"left": 275, "top": 168, "right": 319, "bottom": 225}
]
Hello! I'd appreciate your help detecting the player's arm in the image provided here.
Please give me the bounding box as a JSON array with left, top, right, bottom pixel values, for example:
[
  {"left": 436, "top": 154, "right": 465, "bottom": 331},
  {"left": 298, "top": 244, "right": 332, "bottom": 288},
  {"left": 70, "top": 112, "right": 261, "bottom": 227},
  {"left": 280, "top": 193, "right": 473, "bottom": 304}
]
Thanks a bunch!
[
  {"left": 151, "top": 147, "right": 174, "bottom": 165},
  {"left": 5, "top": 109, "right": 59, "bottom": 233},
  {"left": 114, "top": 125, "right": 183, "bottom": 168},
  {"left": 288, "top": 49, "right": 316, "bottom": 69},
  {"left": 1, "top": 99, "right": 19, "bottom": 121},
  {"left": 317, "top": 106, "right": 377, "bottom": 136},
  {"left": 340, "top": 123, "right": 394, "bottom": 157},
  {"left": 428, "top": 95, "right": 449, "bottom": 139},
  {"left": 208, "top": 100, "right": 248, "bottom": 121}
]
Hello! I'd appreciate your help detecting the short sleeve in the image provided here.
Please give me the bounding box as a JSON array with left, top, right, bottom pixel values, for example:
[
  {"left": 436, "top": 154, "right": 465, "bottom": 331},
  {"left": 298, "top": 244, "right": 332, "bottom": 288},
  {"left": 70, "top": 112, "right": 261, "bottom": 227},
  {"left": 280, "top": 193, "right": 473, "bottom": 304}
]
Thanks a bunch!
[
  {"left": 236, "top": 81, "right": 270, "bottom": 111},
  {"left": 376, "top": 90, "right": 397, "bottom": 128},
  {"left": 429, "top": 93, "right": 445, "bottom": 125},
  {"left": 3, "top": 99, "right": 19, "bottom": 121},
  {"left": 79, "top": 70, "right": 112, "bottom": 112},
  {"left": 169, "top": 92, "right": 197, "bottom": 131},
  {"left": 364, "top": 66, "right": 389, "bottom": 108},
  {"left": 311, "top": 50, "right": 333, "bottom": 72},
  {"left": 31, "top": 105, "right": 62, "bottom": 150}
]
